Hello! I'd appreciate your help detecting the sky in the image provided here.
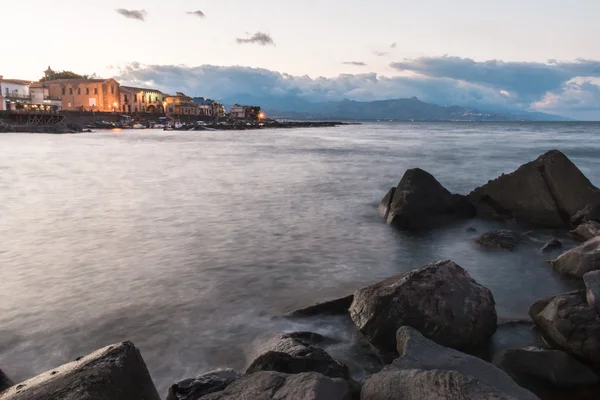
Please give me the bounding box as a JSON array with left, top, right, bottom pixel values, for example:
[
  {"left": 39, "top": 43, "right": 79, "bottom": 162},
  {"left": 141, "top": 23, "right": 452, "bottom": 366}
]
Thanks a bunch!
[{"left": 3, "top": 0, "right": 600, "bottom": 119}]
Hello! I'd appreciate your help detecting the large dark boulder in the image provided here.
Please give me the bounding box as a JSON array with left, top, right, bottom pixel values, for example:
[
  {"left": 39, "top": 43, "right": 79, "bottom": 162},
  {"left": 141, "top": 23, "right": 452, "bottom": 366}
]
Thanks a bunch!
[
  {"left": 285, "top": 295, "right": 353, "bottom": 318},
  {"left": 361, "top": 326, "right": 538, "bottom": 400},
  {"left": 551, "top": 236, "right": 600, "bottom": 278},
  {"left": 469, "top": 150, "right": 600, "bottom": 227},
  {"left": 167, "top": 369, "right": 241, "bottom": 400},
  {"left": 570, "top": 221, "right": 600, "bottom": 242},
  {"left": 0, "top": 342, "right": 160, "bottom": 400},
  {"left": 473, "top": 230, "right": 528, "bottom": 250},
  {"left": 493, "top": 347, "right": 599, "bottom": 388},
  {"left": 246, "top": 332, "right": 349, "bottom": 379},
  {"left": 529, "top": 290, "right": 600, "bottom": 369},
  {"left": 202, "top": 371, "right": 351, "bottom": 400},
  {"left": 349, "top": 260, "right": 497, "bottom": 353},
  {"left": 378, "top": 168, "right": 474, "bottom": 229},
  {"left": 0, "top": 368, "right": 13, "bottom": 392},
  {"left": 584, "top": 270, "right": 600, "bottom": 314}
]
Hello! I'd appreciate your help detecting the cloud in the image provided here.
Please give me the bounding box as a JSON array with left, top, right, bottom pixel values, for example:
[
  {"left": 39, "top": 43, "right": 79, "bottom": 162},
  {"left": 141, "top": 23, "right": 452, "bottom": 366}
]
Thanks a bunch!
[
  {"left": 115, "top": 58, "right": 600, "bottom": 120},
  {"left": 390, "top": 42, "right": 397, "bottom": 48},
  {"left": 343, "top": 61, "right": 367, "bottom": 66},
  {"left": 236, "top": 32, "right": 275, "bottom": 46},
  {"left": 186, "top": 10, "right": 206, "bottom": 18},
  {"left": 115, "top": 9, "right": 147, "bottom": 21},
  {"left": 374, "top": 51, "right": 388, "bottom": 57}
]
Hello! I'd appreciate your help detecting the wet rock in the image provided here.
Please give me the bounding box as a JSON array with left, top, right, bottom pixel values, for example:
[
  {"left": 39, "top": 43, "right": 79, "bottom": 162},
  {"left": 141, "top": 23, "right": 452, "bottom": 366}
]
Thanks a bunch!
[
  {"left": 466, "top": 226, "right": 477, "bottom": 232},
  {"left": 380, "top": 168, "right": 474, "bottom": 229},
  {"left": 0, "top": 368, "right": 13, "bottom": 392},
  {"left": 571, "top": 204, "right": 600, "bottom": 227},
  {"left": 493, "top": 347, "right": 599, "bottom": 388},
  {"left": 201, "top": 371, "right": 351, "bottom": 400},
  {"left": 349, "top": 260, "right": 497, "bottom": 353},
  {"left": 529, "top": 290, "right": 600, "bottom": 368},
  {"left": 361, "top": 326, "right": 538, "bottom": 400},
  {"left": 246, "top": 332, "right": 349, "bottom": 379},
  {"left": 0, "top": 341, "right": 160, "bottom": 400},
  {"left": 551, "top": 236, "right": 600, "bottom": 278},
  {"left": 541, "top": 237, "right": 562, "bottom": 253},
  {"left": 584, "top": 270, "right": 600, "bottom": 313},
  {"left": 570, "top": 221, "right": 600, "bottom": 242},
  {"left": 474, "top": 230, "right": 528, "bottom": 250},
  {"left": 285, "top": 294, "right": 353, "bottom": 318},
  {"left": 166, "top": 369, "right": 241, "bottom": 400},
  {"left": 469, "top": 150, "right": 600, "bottom": 227}
]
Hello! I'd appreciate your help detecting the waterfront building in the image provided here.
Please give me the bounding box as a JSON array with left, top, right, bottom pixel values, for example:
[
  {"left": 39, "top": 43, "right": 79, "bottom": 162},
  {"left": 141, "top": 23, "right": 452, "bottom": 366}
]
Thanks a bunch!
[
  {"left": 0, "top": 76, "right": 32, "bottom": 111},
  {"left": 29, "top": 82, "right": 62, "bottom": 111},
  {"left": 43, "top": 78, "right": 121, "bottom": 112},
  {"left": 229, "top": 105, "right": 247, "bottom": 119},
  {"left": 120, "top": 86, "right": 168, "bottom": 113},
  {"left": 165, "top": 92, "right": 202, "bottom": 115}
]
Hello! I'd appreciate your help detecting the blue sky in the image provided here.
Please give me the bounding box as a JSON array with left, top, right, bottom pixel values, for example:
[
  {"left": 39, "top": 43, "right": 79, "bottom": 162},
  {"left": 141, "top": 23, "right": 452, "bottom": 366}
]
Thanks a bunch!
[{"left": 4, "top": 0, "right": 600, "bottom": 119}]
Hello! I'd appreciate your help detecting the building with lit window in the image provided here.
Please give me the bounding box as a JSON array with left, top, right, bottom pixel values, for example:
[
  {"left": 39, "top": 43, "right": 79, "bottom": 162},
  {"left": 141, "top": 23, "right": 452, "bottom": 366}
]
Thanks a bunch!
[
  {"left": 120, "top": 86, "right": 168, "bottom": 113},
  {"left": 43, "top": 78, "right": 121, "bottom": 112},
  {"left": 0, "top": 76, "right": 32, "bottom": 111},
  {"left": 165, "top": 92, "right": 202, "bottom": 115}
]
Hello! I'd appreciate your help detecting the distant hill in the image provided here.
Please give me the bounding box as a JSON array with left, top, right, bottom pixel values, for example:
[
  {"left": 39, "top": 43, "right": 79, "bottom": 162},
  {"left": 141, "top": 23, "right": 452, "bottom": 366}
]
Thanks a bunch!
[{"left": 221, "top": 95, "right": 570, "bottom": 121}]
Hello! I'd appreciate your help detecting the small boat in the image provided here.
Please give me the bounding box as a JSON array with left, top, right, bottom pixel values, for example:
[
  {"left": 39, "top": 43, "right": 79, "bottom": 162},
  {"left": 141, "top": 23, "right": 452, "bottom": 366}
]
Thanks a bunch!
[
  {"left": 153, "top": 124, "right": 165, "bottom": 129},
  {"left": 133, "top": 124, "right": 145, "bottom": 129}
]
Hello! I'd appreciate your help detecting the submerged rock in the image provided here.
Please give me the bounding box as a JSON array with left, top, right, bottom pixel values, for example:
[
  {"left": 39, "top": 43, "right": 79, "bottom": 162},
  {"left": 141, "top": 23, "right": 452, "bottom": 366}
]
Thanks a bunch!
[
  {"left": 361, "top": 326, "right": 538, "bottom": 400},
  {"left": 473, "top": 230, "right": 528, "bottom": 250},
  {"left": 0, "top": 368, "right": 13, "bottom": 392},
  {"left": 202, "top": 371, "right": 351, "bottom": 400},
  {"left": 551, "top": 236, "right": 600, "bottom": 277},
  {"left": 493, "top": 347, "right": 599, "bottom": 388},
  {"left": 246, "top": 332, "right": 349, "bottom": 379},
  {"left": 541, "top": 237, "right": 562, "bottom": 253},
  {"left": 584, "top": 270, "right": 600, "bottom": 313},
  {"left": 570, "top": 220, "right": 600, "bottom": 242},
  {"left": 285, "top": 294, "right": 353, "bottom": 318},
  {"left": 379, "top": 168, "right": 474, "bottom": 229},
  {"left": 349, "top": 260, "right": 497, "bottom": 353},
  {"left": 469, "top": 150, "right": 600, "bottom": 227},
  {"left": 529, "top": 290, "right": 600, "bottom": 368},
  {"left": 166, "top": 369, "right": 241, "bottom": 400},
  {"left": 0, "top": 342, "right": 160, "bottom": 400}
]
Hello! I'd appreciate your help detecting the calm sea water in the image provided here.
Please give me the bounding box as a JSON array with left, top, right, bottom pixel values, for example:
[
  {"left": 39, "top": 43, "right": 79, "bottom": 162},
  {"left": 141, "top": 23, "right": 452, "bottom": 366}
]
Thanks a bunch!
[{"left": 1, "top": 122, "right": 600, "bottom": 394}]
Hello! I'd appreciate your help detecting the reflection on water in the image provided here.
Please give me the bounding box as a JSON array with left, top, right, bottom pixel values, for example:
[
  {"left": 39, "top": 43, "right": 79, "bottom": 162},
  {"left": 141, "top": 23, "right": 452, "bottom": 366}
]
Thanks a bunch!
[{"left": 1, "top": 122, "right": 599, "bottom": 393}]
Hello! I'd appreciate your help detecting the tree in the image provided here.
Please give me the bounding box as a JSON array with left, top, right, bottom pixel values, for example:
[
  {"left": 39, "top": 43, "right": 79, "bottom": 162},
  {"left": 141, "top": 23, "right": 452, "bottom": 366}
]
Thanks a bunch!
[{"left": 40, "top": 70, "right": 89, "bottom": 82}]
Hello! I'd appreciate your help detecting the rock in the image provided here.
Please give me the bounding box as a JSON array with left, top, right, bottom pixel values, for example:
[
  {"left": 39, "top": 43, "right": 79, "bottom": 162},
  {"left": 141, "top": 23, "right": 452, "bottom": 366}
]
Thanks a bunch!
[
  {"left": 0, "top": 341, "right": 160, "bottom": 400},
  {"left": 285, "top": 294, "right": 353, "bottom": 318},
  {"left": 541, "top": 237, "right": 562, "bottom": 253},
  {"left": 469, "top": 150, "right": 600, "bottom": 227},
  {"left": 493, "top": 347, "right": 599, "bottom": 388},
  {"left": 529, "top": 290, "right": 600, "bottom": 368},
  {"left": 466, "top": 226, "right": 477, "bottom": 232},
  {"left": 201, "top": 371, "right": 351, "bottom": 400},
  {"left": 349, "top": 260, "right": 497, "bottom": 353},
  {"left": 551, "top": 236, "right": 600, "bottom": 277},
  {"left": 584, "top": 270, "right": 600, "bottom": 313},
  {"left": 571, "top": 204, "right": 600, "bottom": 226},
  {"left": 0, "top": 368, "right": 13, "bottom": 392},
  {"left": 166, "top": 369, "right": 241, "bottom": 400},
  {"left": 246, "top": 332, "right": 349, "bottom": 379},
  {"left": 361, "top": 326, "right": 538, "bottom": 400},
  {"left": 570, "top": 220, "right": 600, "bottom": 242},
  {"left": 380, "top": 168, "right": 474, "bottom": 229},
  {"left": 473, "top": 230, "right": 528, "bottom": 250}
]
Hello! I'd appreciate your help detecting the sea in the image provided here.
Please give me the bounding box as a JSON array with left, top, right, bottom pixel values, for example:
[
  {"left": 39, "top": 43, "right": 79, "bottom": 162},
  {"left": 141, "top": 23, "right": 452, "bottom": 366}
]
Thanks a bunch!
[{"left": 1, "top": 122, "right": 599, "bottom": 395}]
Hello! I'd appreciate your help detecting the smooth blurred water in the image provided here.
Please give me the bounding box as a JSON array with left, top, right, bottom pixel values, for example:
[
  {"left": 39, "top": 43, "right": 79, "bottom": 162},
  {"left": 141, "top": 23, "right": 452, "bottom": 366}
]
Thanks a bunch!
[{"left": 1, "top": 122, "right": 599, "bottom": 394}]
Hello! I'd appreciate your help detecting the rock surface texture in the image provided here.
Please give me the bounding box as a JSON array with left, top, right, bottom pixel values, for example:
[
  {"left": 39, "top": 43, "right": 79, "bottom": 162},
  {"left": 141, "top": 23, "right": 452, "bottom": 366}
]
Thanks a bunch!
[
  {"left": 0, "top": 342, "right": 160, "bottom": 400},
  {"left": 469, "top": 150, "right": 600, "bottom": 227},
  {"left": 245, "top": 332, "right": 349, "bottom": 379},
  {"left": 0, "top": 369, "right": 13, "bottom": 393},
  {"left": 166, "top": 369, "right": 241, "bottom": 400},
  {"left": 201, "top": 371, "right": 351, "bottom": 400},
  {"left": 551, "top": 236, "right": 600, "bottom": 278},
  {"left": 361, "top": 326, "right": 538, "bottom": 400},
  {"left": 584, "top": 270, "right": 600, "bottom": 313},
  {"left": 540, "top": 238, "right": 562, "bottom": 253},
  {"left": 529, "top": 290, "right": 600, "bottom": 368},
  {"left": 378, "top": 168, "right": 474, "bottom": 229},
  {"left": 570, "top": 221, "right": 600, "bottom": 242},
  {"left": 473, "top": 230, "right": 528, "bottom": 250},
  {"left": 493, "top": 347, "right": 599, "bottom": 388},
  {"left": 349, "top": 260, "right": 497, "bottom": 353}
]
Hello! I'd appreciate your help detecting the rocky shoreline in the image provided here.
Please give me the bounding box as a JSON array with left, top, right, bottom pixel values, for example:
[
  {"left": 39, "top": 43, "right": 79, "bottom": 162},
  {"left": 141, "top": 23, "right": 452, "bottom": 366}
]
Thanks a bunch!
[{"left": 1, "top": 150, "right": 600, "bottom": 400}]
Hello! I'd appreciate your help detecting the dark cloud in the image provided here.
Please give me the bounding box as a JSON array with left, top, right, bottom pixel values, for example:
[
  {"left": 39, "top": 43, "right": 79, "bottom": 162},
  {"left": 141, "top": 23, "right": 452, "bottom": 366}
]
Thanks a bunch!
[
  {"left": 374, "top": 51, "right": 388, "bottom": 57},
  {"left": 236, "top": 32, "right": 275, "bottom": 46},
  {"left": 187, "top": 10, "right": 206, "bottom": 18},
  {"left": 115, "top": 9, "right": 147, "bottom": 21},
  {"left": 343, "top": 61, "right": 367, "bottom": 66},
  {"left": 390, "top": 42, "right": 397, "bottom": 48}
]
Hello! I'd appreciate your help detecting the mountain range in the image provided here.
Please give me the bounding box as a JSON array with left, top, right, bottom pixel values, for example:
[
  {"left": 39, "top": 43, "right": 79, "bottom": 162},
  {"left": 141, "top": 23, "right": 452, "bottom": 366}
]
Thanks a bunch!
[{"left": 221, "top": 95, "right": 570, "bottom": 121}]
